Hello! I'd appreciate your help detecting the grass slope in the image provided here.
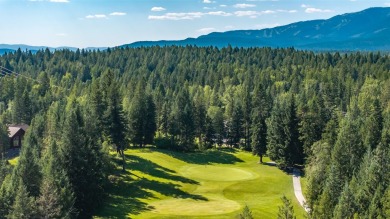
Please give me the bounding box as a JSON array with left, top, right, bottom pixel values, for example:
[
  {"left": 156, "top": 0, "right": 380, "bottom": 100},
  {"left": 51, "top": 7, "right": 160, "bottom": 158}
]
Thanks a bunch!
[{"left": 95, "top": 148, "right": 306, "bottom": 218}]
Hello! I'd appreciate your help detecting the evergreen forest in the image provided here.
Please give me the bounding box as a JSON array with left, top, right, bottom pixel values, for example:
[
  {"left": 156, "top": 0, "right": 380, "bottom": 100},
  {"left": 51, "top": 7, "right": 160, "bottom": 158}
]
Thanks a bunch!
[{"left": 0, "top": 46, "right": 389, "bottom": 218}]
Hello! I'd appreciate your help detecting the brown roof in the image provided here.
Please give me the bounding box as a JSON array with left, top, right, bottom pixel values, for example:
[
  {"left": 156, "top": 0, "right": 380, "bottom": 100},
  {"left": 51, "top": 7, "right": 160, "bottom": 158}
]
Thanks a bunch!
[
  {"left": 7, "top": 124, "right": 29, "bottom": 138},
  {"left": 8, "top": 127, "right": 22, "bottom": 138}
]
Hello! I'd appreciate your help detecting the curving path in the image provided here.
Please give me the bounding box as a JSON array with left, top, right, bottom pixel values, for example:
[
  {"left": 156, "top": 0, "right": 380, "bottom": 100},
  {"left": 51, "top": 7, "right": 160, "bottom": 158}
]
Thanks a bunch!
[{"left": 292, "top": 168, "right": 310, "bottom": 213}]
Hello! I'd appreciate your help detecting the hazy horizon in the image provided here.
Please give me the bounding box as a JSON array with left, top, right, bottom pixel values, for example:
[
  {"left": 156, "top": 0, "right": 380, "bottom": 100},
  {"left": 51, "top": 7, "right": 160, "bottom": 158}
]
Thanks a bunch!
[{"left": 0, "top": 0, "right": 389, "bottom": 48}]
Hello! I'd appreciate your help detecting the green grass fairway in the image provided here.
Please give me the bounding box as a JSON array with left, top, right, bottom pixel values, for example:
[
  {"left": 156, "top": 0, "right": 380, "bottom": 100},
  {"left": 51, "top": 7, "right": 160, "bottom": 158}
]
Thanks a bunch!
[{"left": 94, "top": 148, "right": 306, "bottom": 218}]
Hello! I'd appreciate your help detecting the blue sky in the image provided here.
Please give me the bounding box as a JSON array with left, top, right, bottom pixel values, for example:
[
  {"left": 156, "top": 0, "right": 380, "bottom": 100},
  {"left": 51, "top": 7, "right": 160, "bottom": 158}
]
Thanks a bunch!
[{"left": 0, "top": 0, "right": 389, "bottom": 48}]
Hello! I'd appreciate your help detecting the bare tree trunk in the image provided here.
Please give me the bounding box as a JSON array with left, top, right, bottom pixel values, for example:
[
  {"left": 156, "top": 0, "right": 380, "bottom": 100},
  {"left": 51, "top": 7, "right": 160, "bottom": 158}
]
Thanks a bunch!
[{"left": 121, "top": 145, "right": 125, "bottom": 171}]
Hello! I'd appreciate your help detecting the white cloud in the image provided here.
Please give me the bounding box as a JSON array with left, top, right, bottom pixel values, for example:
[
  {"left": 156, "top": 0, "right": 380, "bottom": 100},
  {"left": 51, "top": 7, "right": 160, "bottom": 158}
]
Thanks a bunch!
[
  {"left": 151, "top": 7, "right": 166, "bottom": 12},
  {"left": 234, "top": 10, "right": 275, "bottom": 17},
  {"left": 301, "top": 4, "right": 310, "bottom": 8},
  {"left": 208, "top": 11, "right": 232, "bottom": 16},
  {"left": 204, "top": 7, "right": 216, "bottom": 10},
  {"left": 148, "top": 12, "right": 203, "bottom": 20},
  {"left": 234, "top": 3, "right": 256, "bottom": 8},
  {"left": 305, "top": 8, "right": 333, "bottom": 13},
  {"left": 29, "top": 0, "right": 70, "bottom": 2},
  {"left": 197, "top": 27, "right": 216, "bottom": 33},
  {"left": 203, "top": 0, "right": 215, "bottom": 3},
  {"left": 234, "top": 10, "right": 258, "bottom": 17},
  {"left": 261, "top": 10, "right": 275, "bottom": 14},
  {"left": 110, "top": 12, "right": 126, "bottom": 16},
  {"left": 220, "top": 4, "right": 227, "bottom": 7},
  {"left": 49, "top": 0, "right": 69, "bottom": 2},
  {"left": 86, "top": 14, "right": 107, "bottom": 19},
  {"left": 148, "top": 11, "right": 231, "bottom": 20},
  {"left": 277, "top": 9, "right": 298, "bottom": 13}
]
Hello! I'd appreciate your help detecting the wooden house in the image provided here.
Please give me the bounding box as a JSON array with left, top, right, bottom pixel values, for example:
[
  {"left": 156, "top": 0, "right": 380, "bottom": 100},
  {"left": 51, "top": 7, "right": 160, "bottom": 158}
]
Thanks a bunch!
[{"left": 8, "top": 124, "right": 29, "bottom": 149}]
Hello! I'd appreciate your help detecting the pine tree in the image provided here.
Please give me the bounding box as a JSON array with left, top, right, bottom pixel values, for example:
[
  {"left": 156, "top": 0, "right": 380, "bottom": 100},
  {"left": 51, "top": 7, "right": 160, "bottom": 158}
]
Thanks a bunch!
[
  {"left": 39, "top": 140, "right": 75, "bottom": 219},
  {"left": 241, "top": 83, "right": 252, "bottom": 151},
  {"left": 59, "top": 98, "right": 106, "bottom": 217},
  {"left": 144, "top": 94, "right": 157, "bottom": 146},
  {"left": 331, "top": 98, "right": 363, "bottom": 180},
  {"left": 128, "top": 80, "right": 147, "bottom": 147},
  {"left": 0, "top": 159, "right": 10, "bottom": 186},
  {"left": 251, "top": 84, "right": 269, "bottom": 163},
  {"left": 298, "top": 94, "right": 326, "bottom": 157},
  {"left": 89, "top": 79, "right": 105, "bottom": 137},
  {"left": 277, "top": 195, "right": 296, "bottom": 219},
  {"left": 36, "top": 179, "right": 67, "bottom": 219},
  {"left": 202, "top": 115, "right": 215, "bottom": 149},
  {"left": 358, "top": 78, "right": 382, "bottom": 150},
  {"left": 12, "top": 79, "right": 25, "bottom": 124},
  {"left": 171, "top": 87, "right": 195, "bottom": 151},
  {"left": 314, "top": 163, "right": 343, "bottom": 218},
  {"left": 305, "top": 141, "right": 331, "bottom": 209},
  {"left": 193, "top": 92, "right": 207, "bottom": 148},
  {"left": 128, "top": 80, "right": 156, "bottom": 147},
  {"left": 37, "top": 71, "right": 50, "bottom": 97},
  {"left": 21, "top": 89, "right": 32, "bottom": 124},
  {"left": 333, "top": 182, "right": 356, "bottom": 218},
  {"left": 0, "top": 118, "right": 8, "bottom": 157},
  {"left": 102, "top": 71, "right": 127, "bottom": 169},
  {"left": 251, "top": 112, "right": 267, "bottom": 163},
  {"left": 382, "top": 187, "right": 390, "bottom": 219},
  {"left": 0, "top": 177, "right": 13, "bottom": 218},
  {"left": 267, "top": 93, "right": 302, "bottom": 168},
  {"left": 207, "top": 106, "right": 224, "bottom": 147},
  {"left": 238, "top": 204, "right": 254, "bottom": 219},
  {"left": 8, "top": 182, "right": 36, "bottom": 219},
  {"left": 10, "top": 131, "right": 42, "bottom": 198}
]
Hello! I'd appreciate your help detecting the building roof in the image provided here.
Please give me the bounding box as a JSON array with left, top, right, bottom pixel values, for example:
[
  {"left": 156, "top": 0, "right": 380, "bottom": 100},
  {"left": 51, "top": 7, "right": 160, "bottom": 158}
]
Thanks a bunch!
[
  {"left": 8, "top": 127, "right": 22, "bottom": 138},
  {"left": 7, "top": 124, "right": 29, "bottom": 138}
]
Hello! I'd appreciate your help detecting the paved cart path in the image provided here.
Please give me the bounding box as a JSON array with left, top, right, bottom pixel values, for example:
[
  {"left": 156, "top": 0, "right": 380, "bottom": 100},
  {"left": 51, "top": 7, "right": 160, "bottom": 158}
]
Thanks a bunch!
[{"left": 292, "top": 168, "right": 310, "bottom": 213}]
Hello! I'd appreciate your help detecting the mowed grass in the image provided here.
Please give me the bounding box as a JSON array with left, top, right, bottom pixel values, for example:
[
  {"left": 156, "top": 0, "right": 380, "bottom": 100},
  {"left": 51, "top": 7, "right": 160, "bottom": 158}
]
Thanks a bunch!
[
  {"left": 7, "top": 157, "right": 18, "bottom": 166},
  {"left": 94, "top": 148, "right": 307, "bottom": 219}
]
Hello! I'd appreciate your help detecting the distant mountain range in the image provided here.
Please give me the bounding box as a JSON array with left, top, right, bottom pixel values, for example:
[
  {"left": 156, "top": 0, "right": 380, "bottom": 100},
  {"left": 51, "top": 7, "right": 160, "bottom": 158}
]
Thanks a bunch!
[
  {"left": 0, "top": 44, "right": 107, "bottom": 55},
  {"left": 124, "top": 7, "right": 390, "bottom": 51},
  {"left": 1, "top": 7, "right": 390, "bottom": 53}
]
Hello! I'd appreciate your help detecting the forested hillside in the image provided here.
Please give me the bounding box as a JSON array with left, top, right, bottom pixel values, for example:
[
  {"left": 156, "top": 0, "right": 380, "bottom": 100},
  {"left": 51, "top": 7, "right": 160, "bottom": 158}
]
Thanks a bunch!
[
  {"left": 0, "top": 47, "right": 389, "bottom": 218},
  {"left": 126, "top": 7, "right": 390, "bottom": 51}
]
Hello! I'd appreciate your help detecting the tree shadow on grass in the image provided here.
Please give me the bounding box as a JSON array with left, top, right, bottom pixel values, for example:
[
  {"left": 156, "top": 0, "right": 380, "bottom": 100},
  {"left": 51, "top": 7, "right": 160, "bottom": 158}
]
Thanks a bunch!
[
  {"left": 138, "top": 178, "right": 207, "bottom": 201},
  {"left": 125, "top": 154, "right": 199, "bottom": 185},
  {"left": 96, "top": 154, "right": 207, "bottom": 218},
  {"left": 157, "top": 148, "right": 244, "bottom": 165},
  {"left": 95, "top": 174, "right": 156, "bottom": 218}
]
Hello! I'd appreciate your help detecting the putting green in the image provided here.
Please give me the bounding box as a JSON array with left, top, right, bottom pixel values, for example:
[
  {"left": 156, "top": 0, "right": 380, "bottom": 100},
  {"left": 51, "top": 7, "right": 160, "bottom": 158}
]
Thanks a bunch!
[
  {"left": 151, "top": 197, "right": 241, "bottom": 216},
  {"left": 181, "top": 165, "right": 256, "bottom": 181}
]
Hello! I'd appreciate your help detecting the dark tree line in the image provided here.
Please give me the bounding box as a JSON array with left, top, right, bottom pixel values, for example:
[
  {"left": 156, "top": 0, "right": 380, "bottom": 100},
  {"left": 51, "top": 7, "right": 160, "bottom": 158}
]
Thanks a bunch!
[{"left": 0, "top": 46, "right": 389, "bottom": 217}]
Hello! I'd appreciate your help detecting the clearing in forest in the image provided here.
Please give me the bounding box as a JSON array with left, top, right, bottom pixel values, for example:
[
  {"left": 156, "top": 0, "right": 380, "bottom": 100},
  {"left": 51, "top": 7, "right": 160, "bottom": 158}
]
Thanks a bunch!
[{"left": 94, "top": 148, "right": 306, "bottom": 218}]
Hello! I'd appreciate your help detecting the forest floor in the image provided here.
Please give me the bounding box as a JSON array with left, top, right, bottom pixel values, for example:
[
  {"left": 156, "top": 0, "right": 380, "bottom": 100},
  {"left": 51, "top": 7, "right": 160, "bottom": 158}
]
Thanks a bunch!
[{"left": 94, "top": 148, "right": 307, "bottom": 219}]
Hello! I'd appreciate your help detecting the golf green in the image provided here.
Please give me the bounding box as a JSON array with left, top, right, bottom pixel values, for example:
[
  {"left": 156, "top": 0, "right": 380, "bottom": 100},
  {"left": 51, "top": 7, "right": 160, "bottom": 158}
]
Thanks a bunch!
[{"left": 181, "top": 165, "right": 256, "bottom": 181}]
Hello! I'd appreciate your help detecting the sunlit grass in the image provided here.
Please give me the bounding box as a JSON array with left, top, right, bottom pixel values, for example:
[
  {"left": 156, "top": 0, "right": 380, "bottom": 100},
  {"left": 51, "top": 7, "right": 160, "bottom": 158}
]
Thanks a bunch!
[
  {"left": 94, "top": 148, "right": 307, "bottom": 219},
  {"left": 8, "top": 157, "right": 18, "bottom": 166}
]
